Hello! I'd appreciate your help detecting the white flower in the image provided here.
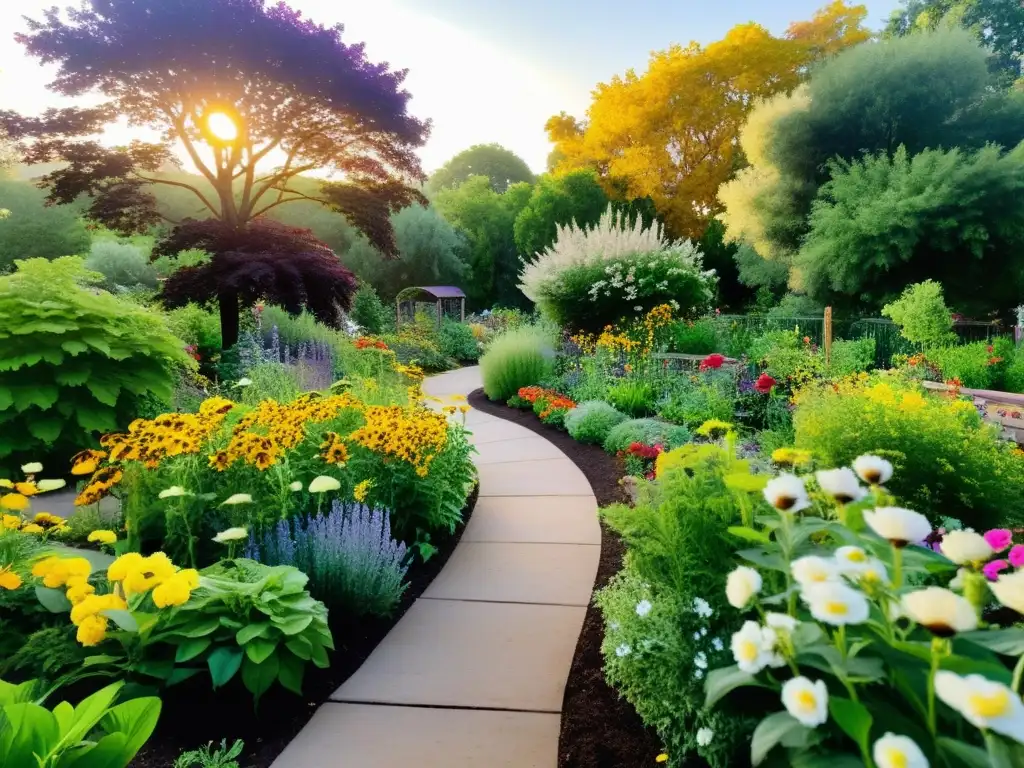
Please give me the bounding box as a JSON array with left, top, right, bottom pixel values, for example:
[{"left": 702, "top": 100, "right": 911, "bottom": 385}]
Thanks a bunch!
[
  {"left": 289, "top": 481, "right": 303, "bottom": 492},
  {"left": 791, "top": 556, "right": 839, "bottom": 587},
  {"left": 815, "top": 468, "right": 867, "bottom": 504},
  {"left": 693, "top": 631, "right": 702, "bottom": 640},
  {"left": 308, "top": 475, "right": 341, "bottom": 494},
  {"left": 635, "top": 599, "right": 652, "bottom": 617},
  {"left": 36, "top": 479, "right": 66, "bottom": 492},
  {"left": 781, "top": 676, "right": 829, "bottom": 728},
  {"left": 949, "top": 567, "right": 967, "bottom": 591},
  {"left": 235, "top": 377, "right": 253, "bottom": 387},
  {"left": 801, "top": 582, "right": 870, "bottom": 626},
  {"left": 834, "top": 546, "right": 889, "bottom": 584},
  {"left": 694, "top": 668, "right": 704, "bottom": 680},
  {"left": 693, "top": 597, "right": 713, "bottom": 618},
  {"left": 696, "top": 727, "right": 714, "bottom": 747},
  {"left": 763, "top": 474, "right": 811, "bottom": 513},
  {"left": 864, "top": 507, "right": 932, "bottom": 547},
  {"left": 700, "top": 627, "right": 708, "bottom": 637},
  {"left": 213, "top": 526, "right": 248, "bottom": 544},
  {"left": 988, "top": 569, "right": 1024, "bottom": 614},
  {"left": 873, "top": 733, "right": 928, "bottom": 768},
  {"left": 731, "top": 620, "right": 774, "bottom": 674},
  {"left": 725, "top": 566, "right": 762, "bottom": 609},
  {"left": 759, "top": 625, "right": 787, "bottom": 668},
  {"left": 694, "top": 651, "right": 708, "bottom": 669},
  {"left": 609, "top": 621, "right": 620, "bottom": 631},
  {"left": 20, "top": 462, "right": 43, "bottom": 474},
  {"left": 901, "top": 587, "right": 978, "bottom": 636},
  {"left": 159, "top": 485, "right": 191, "bottom": 499},
  {"left": 711, "top": 637, "right": 724, "bottom": 652},
  {"left": 940, "top": 530, "right": 994, "bottom": 565},
  {"left": 934, "top": 671, "right": 1024, "bottom": 743},
  {"left": 220, "top": 493, "right": 252, "bottom": 505},
  {"left": 615, "top": 644, "right": 632, "bottom": 658},
  {"left": 853, "top": 454, "right": 893, "bottom": 485},
  {"left": 765, "top": 612, "right": 799, "bottom": 632}
]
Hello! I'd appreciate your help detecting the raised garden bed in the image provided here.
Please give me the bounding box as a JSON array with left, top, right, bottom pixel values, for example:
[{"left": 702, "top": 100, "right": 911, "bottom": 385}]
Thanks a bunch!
[{"left": 468, "top": 389, "right": 663, "bottom": 768}]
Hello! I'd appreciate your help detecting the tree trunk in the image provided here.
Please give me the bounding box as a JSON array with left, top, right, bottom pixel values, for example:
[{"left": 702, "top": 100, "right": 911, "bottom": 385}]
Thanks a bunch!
[{"left": 219, "top": 289, "right": 240, "bottom": 349}]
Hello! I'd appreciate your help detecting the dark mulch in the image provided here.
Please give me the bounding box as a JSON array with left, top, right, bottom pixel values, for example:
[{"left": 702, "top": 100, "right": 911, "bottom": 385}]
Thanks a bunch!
[
  {"left": 131, "top": 484, "right": 478, "bottom": 768},
  {"left": 467, "top": 389, "right": 663, "bottom": 768}
]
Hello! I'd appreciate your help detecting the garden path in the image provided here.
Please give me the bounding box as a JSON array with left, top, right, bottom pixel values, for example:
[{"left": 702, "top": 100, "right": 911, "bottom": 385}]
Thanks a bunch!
[{"left": 273, "top": 366, "right": 601, "bottom": 767}]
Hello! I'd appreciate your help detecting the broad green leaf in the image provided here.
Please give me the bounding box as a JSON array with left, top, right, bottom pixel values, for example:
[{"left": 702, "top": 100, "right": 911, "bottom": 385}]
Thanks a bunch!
[
  {"left": 244, "top": 638, "right": 278, "bottom": 665},
  {"left": 1, "top": 702, "right": 60, "bottom": 763},
  {"left": 132, "top": 660, "right": 175, "bottom": 680},
  {"left": 166, "top": 667, "right": 201, "bottom": 687},
  {"left": 272, "top": 614, "right": 313, "bottom": 636},
  {"left": 985, "top": 733, "right": 1020, "bottom": 768},
  {"left": 737, "top": 547, "right": 788, "bottom": 572},
  {"left": 236, "top": 623, "right": 272, "bottom": 645},
  {"left": 98, "top": 696, "right": 161, "bottom": 762},
  {"left": 64, "top": 683, "right": 122, "bottom": 750},
  {"left": 828, "top": 697, "right": 872, "bottom": 754},
  {"left": 241, "top": 653, "right": 280, "bottom": 704},
  {"left": 12, "top": 385, "right": 60, "bottom": 412},
  {"left": 170, "top": 617, "right": 220, "bottom": 638},
  {"left": 938, "top": 736, "right": 994, "bottom": 768},
  {"left": 36, "top": 585, "right": 72, "bottom": 613},
  {"left": 207, "top": 647, "right": 243, "bottom": 688},
  {"left": 101, "top": 609, "right": 138, "bottom": 632},
  {"left": 60, "top": 340, "right": 89, "bottom": 356},
  {"left": 277, "top": 651, "right": 305, "bottom": 695},
  {"left": 961, "top": 629, "right": 1024, "bottom": 656},
  {"left": 56, "top": 732, "right": 128, "bottom": 768},
  {"left": 85, "top": 378, "right": 121, "bottom": 407},
  {"left": 285, "top": 636, "right": 313, "bottom": 661},
  {"left": 27, "top": 416, "right": 63, "bottom": 443},
  {"left": 727, "top": 525, "right": 771, "bottom": 544},
  {"left": 310, "top": 642, "right": 330, "bottom": 669},
  {"left": 751, "top": 711, "right": 805, "bottom": 765},
  {"left": 173, "top": 638, "right": 211, "bottom": 663},
  {"left": 704, "top": 665, "right": 761, "bottom": 708}
]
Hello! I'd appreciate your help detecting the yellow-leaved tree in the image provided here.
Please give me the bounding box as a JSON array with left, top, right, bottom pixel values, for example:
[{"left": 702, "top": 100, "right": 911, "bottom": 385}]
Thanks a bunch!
[{"left": 545, "top": 1, "right": 869, "bottom": 239}]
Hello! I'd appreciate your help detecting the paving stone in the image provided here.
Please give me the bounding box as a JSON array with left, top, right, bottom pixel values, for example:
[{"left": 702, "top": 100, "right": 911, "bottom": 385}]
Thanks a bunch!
[
  {"left": 463, "top": 495, "right": 600, "bottom": 544},
  {"left": 473, "top": 436, "right": 566, "bottom": 465},
  {"left": 423, "top": 542, "right": 599, "bottom": 605},
  {"left": 422, "top": 366, "right": 482, "bottom": 398},
  {"left": 477, "top": 458, "right": 592, "bottom": 496},
  {"left": 332, "top": 599, "right": 585, "bottom": 711},
  {"left": 271, "top": 704, "right": 559, "bottom": 768},
  {"left": 465, "top": 419, "right": 538, "bottom": 445}
]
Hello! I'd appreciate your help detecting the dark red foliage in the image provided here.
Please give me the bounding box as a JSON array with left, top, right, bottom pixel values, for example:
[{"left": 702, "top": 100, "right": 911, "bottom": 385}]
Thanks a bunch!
[
  {"left": 699, "top": 353, "right": 725, "bottom": 371},
  {"left": 754, "top": 373, "right": 778, "bottom": 394}
]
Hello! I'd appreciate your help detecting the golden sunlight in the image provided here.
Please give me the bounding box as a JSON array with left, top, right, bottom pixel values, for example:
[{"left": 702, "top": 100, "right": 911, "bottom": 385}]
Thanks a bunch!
[{"left": 205, "top": 111, "right": 238, "bottom": 142}]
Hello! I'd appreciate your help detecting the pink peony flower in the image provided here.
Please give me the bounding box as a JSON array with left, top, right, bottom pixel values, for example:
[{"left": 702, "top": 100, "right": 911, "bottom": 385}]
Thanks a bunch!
[
  {"left": 983, "top": 559, "right": 1009, "bottom": 581},
  {"left": 1009, "top": 544, "right": 1024, "bottom": 568},
  {"left": 984, "top": 528, "right": 1013, "bottom": 552}
]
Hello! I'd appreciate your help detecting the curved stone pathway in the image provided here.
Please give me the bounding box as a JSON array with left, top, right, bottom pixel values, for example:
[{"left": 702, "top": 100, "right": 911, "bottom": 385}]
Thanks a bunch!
[{"left": 274, "top": 366, "right": 601, "bottom": 767}]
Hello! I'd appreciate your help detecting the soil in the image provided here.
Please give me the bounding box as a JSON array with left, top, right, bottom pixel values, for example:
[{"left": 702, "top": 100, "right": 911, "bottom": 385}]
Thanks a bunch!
[
  {"left": 467, "top": 389, "right": 664, "bottom": 768},
  {"left": 131, "top": 484, "right": 478, "bottom": 768}
]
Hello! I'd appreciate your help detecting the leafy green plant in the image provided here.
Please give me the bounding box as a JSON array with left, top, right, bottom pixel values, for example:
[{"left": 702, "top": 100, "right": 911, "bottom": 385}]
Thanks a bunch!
[
  {"left": 603, "top": 418, "right": 691, "bottom": 454},
  {"left": 0, "top": 678, "right": 160, "bottom": 768},
  {"left": 881, "top": 280, "right": 956, "bottom": 348},
  {"left": 174, "top": 738, "right": 244, "bottom": 768},
  {"left": 165, "top": 303, "right": 222, "bottom": 360},
  {"left": 606, "top": 379, "right": 657, "bottom": 417},
  {"left": 926, "top": 339, "right": 1012, "bottom": 389},
  {"left": 827, "top": 337, "right": 875, "bottom": 377},
  {"left": 84, "top": 240, "right": 159, "bottom": 292},
  {"left": 0, "top": 257, "right": 190, "bottom": 467},
  {"left": 658, "top": 378, "right": 736, "bottom": 430},
  {"left": 564, "top": 400, "right": 628, "bottom": 444},
  {"left": 437, "top": 319, "right": 480, "bottom": 362},
  {"left": 480, "top": 326, "right": 553, "bottom": 400},
  {"left": 669, "top": 318, "right": 719, "bottom": 354},
  {"left": 151, "top": 248, "right": 211, "bottom": 279},
  {"left": 349, "top": 283, "right": 391, "bottom": 335}
]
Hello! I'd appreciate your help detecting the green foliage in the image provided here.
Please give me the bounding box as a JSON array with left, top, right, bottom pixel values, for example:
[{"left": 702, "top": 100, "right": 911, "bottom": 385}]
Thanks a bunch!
[
  {"left": 0, "top": 179, "right": 91, "bottom": 272},
  {"left": 379, "top": 315, "right": 452, "bottom": 373},
  {"left": 0, "top": 257, "right": 190, "bottom": 467},
  {"left": 603, "top": 418, "right": 691, "bottom": 454},
  {"left": 828, "top": 338, "right": 876, "bottom": 378},
  {"left": 658, "top": 376, "right": 737, "bottom": 429},
  {"left": 174, "top": 739, "right": 244, "bottom": 768},
  {"left": 881, "top": 281, "right": 956, "bottom": 347},
  {"left": 0, "top": 679, "right": 160, "bottom": 768},
  {"left": 606, "top": 380, "right": 656, "bottom": 417},
  {"left": 669, "top": 319, "right": 720, "bottom": 354},
  {"left": 1002, "top": 349, "right": 1024, "bottom": 394},
  {"left": 259, "top": 306, "right": 338, "bottom": 348},
  {"left": 349, "top": 284, "right": 391, "bottom": 335},
  {"left": 0, "top": 626, "right": 87, "bottom": 683},
  {"left": 513, "top": 170, "right": 609, "bottom": 257},
  {"left": 237, "top": 362, "right": 303, "bottom": 404},
  {"left": 926, "top": 340, "right": 1011, "bottom": 389},
  {"left": 428, "top": 143, "right": 535, "bottom": 195},
  {"left": 480, "top": 326, "right": 554, "bottom": 400},
  {"left": 794, "top": 378, "right": 1024, "bottom": 527},
  {"left": 84, "top": 240, "right": 159, "bottom": 292},
  {"left": 437, "top": 319, "right": 480, "bottom": 362},
  {"left": 151, "top": 247, "right": 211, "bottom": 279},
  {"left": 564, "top": 400, "right": 628, "bottom": 444},
  {"left": 699, "top": 218, "right": 753, "bottom": 311},
  {"left": 766, "top": 293, "right": 822, "bottom": 321},
  {"left": 165, "top": 303, "right": 222, "bottom": 360}
]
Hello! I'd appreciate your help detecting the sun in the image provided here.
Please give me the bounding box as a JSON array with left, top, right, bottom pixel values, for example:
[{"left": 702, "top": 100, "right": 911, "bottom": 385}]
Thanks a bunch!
[{"left": 205, "top": 111, "right": 238, "bottom": 142}]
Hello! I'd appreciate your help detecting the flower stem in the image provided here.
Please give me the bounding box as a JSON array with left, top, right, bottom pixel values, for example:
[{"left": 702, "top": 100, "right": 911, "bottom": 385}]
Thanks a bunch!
[
  {"left": 927, "top": 636, "right": 947, "bottom": 735},
  {"left": 1013, "top": 653, "right": 1024, "bottom": 694},
  {"left": 892, "top": 545, "right": 903, "bottom": 590}
]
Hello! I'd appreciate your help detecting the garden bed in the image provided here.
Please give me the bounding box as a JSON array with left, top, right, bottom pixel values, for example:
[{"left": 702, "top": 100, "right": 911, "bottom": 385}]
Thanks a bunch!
[
  {"left": 131, "top": 483, "right": 478, "bottom": 768},
  {"left": 467, "top": 389, "right": 664, "bottom": 768}
]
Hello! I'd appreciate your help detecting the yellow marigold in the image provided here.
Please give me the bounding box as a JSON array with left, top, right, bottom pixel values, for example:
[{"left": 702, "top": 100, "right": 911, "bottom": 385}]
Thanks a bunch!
[
  {"left": 0, "top": 493, "right": 29, "bottom": 511},
  {"left": 20, "top": 524, "right": 44, "bottom": 534},
  {"left": 87, "top": 529, "right": 118, "bottom": 545},
  {"left": 696, "top": 419, "right": 734, "bottom": 440},
  {"left": 65, "top": 576, "right": 96, "bottom": 604},
  {"left": 75, "top": 614, "right": 109, "bottom": 646},
  {"left": 31, "top": 556, "right": 91, "bottom": 588},
  {"left": 152, "top": 572, "right": 196, "bottom": 608},
  {"left": 107, "top": 552, "right": 146, "bottom": 582},
  {"left": 14, "top": 482, "right": 39, "bottom": 496},
  {"left": 899, "top": 391, "right": 927, "bottom": 412},
  {"left": 771, "top": 447, "right": 813, "bottom": 468},
  {"left": 70, "top": 593, "right": 127, "bottom": 627},
  {"left": 2, "top": 514, "right": 20, "bottom": 530},
  {"left": 0, "top": 565, "right": 22, "bottom": 590},
  {"left": 120, "top": 552, "right": 178, "bottom": 596}
]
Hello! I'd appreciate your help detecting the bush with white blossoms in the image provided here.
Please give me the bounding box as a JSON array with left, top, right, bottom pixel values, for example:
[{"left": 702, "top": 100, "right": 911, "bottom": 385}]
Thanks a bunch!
[{"left": 707, "top": 453, "right": 1024, "bottom": 766}]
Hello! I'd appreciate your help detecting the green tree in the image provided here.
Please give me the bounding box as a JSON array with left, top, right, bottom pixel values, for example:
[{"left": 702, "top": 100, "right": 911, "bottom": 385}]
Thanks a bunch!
[
  {"left": 881, "top": 280, "right": 957, "bottom": 347},
  {"left": 0, "top": 179, "right": 90, "bottom": 271},
  {"left": 697, "top": 218, "right": 755, "bottom": 311},
  {"left": 341, "top": 205, "right": 467, "bottom": 302},
  {"left": 513, "top": 170, "right": 610, "bottom": 258},
  {"left": 428, "top": 143, "right": 535, "bottom": 194}
]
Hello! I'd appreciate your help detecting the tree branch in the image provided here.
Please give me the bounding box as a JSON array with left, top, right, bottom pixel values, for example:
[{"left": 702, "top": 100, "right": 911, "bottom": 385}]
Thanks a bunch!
[
  {"left": 132, "top": 172, "right": 221, "bottom": 218},
  {"left": 250, "top": 189, "right": 330, "bottom": 218}
]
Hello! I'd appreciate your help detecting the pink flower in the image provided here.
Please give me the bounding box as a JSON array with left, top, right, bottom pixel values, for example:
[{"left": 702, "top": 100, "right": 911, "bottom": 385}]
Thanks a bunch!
[
  {"left": 984, "top": 528, "right": 1013, "bottom": 552},
  {"left": 1009, "top": 544, "right": 1024, "bottom": 568},
  {"left": 983, "top": 559, "right": 1009, "bottom": 581}
]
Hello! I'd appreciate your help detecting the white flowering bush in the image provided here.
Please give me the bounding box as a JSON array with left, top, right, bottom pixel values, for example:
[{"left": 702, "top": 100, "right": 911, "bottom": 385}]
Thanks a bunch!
[
  {"left": 518, "top": 206, "right": 715, "bottom": 332},
  {"left": 709, "top": 454, "right": 1024, "bottom": 766}
]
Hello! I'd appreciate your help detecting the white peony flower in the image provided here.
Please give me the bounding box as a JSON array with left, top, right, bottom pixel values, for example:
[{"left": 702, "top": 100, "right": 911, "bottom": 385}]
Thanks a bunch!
[
  {"left": 696, "top": 727, "right": 714, "bottom": 747},
  {"left": 781, "top": 677, "right": 829, "bottom": 728},
  {"left": 308, "top": 475, "right": 341, "bottom": 494},
  {"left": 901, "top": 587, "right": 978, "bottom": 636},
  {"left": 853, "top": 454, "right": 893, "bottom": 485},
  {"left": 20, "top": 462, "right": 43, "bottom": 474},
  {"left": 989, "top": 569, "right": 1024, "bottom": 614},
  {"left": 815, "top": 468, "right": 867, "bottom": 504},
  {"left": 725, "top": 566, "right": 762, "bottom": 609},
  {"left": 791, "top": 555, "right": 839, "bottom": 587},
  {"left": 864, "top": 507, "right": 932, "bottom": 547},
  {"left": 212, "top": 526, "right": 248, "bottom": 543},
  {"left": 220, "top": 493, "right": 252, "bottom": 505},
  {"left": 934, "top": 671, "right": 1024, "bottom": 743},
  {"left": 801, "top": 582, "right": 870, "bottom": 626},
  {"left": 765, "top": 612, "right": 799, "bottom": 632},
  {"left": 763, "top": 474, "right": 811, "bottom": 513},
  {"left": 873, "top": 733, "right": 928, "bottom": 768},
  {"left": 940, "top": 530, "right": 994, "bottom": 565},
  {"left": 615, "top": 644, "right": 632, "bottom": 658},
  {"left": 36, "top": 478, "right": 66, "bottom": 492},
  {"left": 159, "top": 485, "right": 191, "bottom": 499},
  {"left": 635, "top": 599, "right": 652, "bottom": 617},
  {"left": 289, "top": 481, "right": 303, "bottom": 492},
  {"left": 731, "top": 620, "right": 774, "bottom": 674}
]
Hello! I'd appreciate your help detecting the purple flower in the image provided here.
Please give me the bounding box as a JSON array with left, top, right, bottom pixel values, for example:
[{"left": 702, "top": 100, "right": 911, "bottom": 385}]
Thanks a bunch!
[
  {"left": 1009, "top": 544, "right": 1024, "bottom": 569},
  {"left": 983, "top": 559, "right": 1009, "bottom": 581},
  {"left": 983, "top": 528, "right": 1013, "bottom": 553}
]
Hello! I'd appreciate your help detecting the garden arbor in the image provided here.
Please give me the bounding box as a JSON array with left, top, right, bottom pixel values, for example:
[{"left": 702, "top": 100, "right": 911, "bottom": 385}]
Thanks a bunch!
[{"left": 395, "top": 286, "right": 465, "bottom": 328}]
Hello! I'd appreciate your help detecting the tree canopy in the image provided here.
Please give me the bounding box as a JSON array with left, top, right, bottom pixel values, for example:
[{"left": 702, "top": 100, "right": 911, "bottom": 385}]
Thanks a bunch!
[
  {"left": 428, "top": 144, "right": 535, "bottom": 194},
  {"left": 0, "top": 179, "right": 91, "bottom": 271},
  {"left": 512, "top": 170, "right": 611, "bottom": 258},
  {"left": 4, "top": 0, "right": 430, "bottom": 346}
]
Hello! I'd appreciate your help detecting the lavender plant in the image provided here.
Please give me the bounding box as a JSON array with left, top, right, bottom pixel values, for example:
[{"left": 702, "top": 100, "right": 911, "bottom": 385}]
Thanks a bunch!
[{"left": 247, "top": 500, "right": 409, "bottom": 617}]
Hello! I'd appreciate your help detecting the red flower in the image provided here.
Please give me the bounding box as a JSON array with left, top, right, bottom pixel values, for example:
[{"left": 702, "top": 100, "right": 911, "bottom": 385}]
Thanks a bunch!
[
  {"left": 802, "top": 336, "right": 811, "bottom": 345},
  {"left": 987, "top": 345, "right": 994, "bottom": 354},
  {"left": 699, "top": 353, "right": 725, "bottom": 371},
  {"left": 753, "top": 373, "right": 777, "bottom": 394}
]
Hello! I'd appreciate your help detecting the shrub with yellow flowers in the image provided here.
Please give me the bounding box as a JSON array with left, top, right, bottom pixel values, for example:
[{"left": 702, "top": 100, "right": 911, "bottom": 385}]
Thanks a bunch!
[{"left": 0, "top": 462, "right": 69, "bottom": 537}]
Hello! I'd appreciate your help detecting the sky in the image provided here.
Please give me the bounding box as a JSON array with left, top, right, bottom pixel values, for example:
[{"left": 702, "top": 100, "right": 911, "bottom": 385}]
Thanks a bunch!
[{"left": 0, "top": 0, "right": 902, "bottom": 175}]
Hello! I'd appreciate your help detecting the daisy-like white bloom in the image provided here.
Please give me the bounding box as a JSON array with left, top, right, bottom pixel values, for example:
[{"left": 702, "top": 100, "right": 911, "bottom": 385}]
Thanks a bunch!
[
  {"left": 220, "top": 493, "right": 252, "bottom": 505},
  {"left": 213, "top": 526, "right": 248, "bottom": 543},
  {"left": 901, "top": 587, "right": 978, "bottom": 636},
  {"left": 989, "top": 569, "right": 1024, "bottom": 614},
  {"left": 731, "top": 620, "right": 774, "bottom": 674},
  {"left": 864, "top": 507, "right": 931, "bottom": 547},
  {"left": 763, "top": 474, "right": 811, "bottom": 513},
  {"left": 781, "top": 677, "right": 829, "bottom": 727},
  {"left": 36, "top": 479, "right": 66, "bottom": 492},
  {"left": 694, "top": 651, "right": 708, "bottom": 670},
  {"left": 940, "top": 530, "right": 994, "bottom": 566},
  {"left": 696, "top": 728, "right": 714, "bottom": 747},
  {"left": 934, "top": 671, "right": 1024, "bottom": 743},
  {"left": 635, "top": 599, "right": 652, "bottom": 617},
  {"left": 711, "top": 637, "right": 724, "bottom": 652},
  {"left": 853, "top": 454, "right": 893, "bottom": 485},
  {"left": 872, "top": 733, "right": 929, "bottom": 768},
  {"left": 801, "top": 582, "right": 870, "bottom": 626},
  {"left": 815, "top": 468, "right": 866, "bottom": 504},
  {"left": 615, "top": 644, "right": 631, "bottom": 658},
  {"left": 308, "top": 476, "right": 341, "bottom": 494},
  {"left": 725, "top": 566, "right": 762, "bottom": 609},
  {"left": 159, "top": 486, "right": 191, "bottom": 499},
  {"left": 693, "top": 597, "right": 713, "bottom": 618},
  {"left": 765, "top": 612, "right": 798, "bottom": 632},
  {"left": 289, "top": 481, "right": 303, "bottom": 492},
  {"left": 20, "top": 462, "right": 43, "bottom": 474},
  {"left": 791, "top": 555, "right": 839, "bottom": 587},
  {"left": 834, "top": 546, "right": 889, "bottom": 584}
]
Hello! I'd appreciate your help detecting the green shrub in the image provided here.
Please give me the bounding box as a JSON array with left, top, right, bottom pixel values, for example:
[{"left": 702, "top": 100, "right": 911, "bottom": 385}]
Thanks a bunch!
[
  {"left": 151, "top": 247, "right": 211, "bottom": 279},
  {"left": 1002, "top": 348, "right": 1024, "bottom": 393},
  {"left": 166, "top": 303, "right": 222, "bottom": 358},
  {"left": 438, "top": 319, "right": 480, "bottom": 362},
  {"left": 237, "top": 362, "right": 303, "bottom": 404},
  {"left": 606, "top": 379, "right": 656, "bottom": 416},
  {"left": 881, "top": 279, "right": 956, "bottom": 347},
  {"left": 84, "top": 240, "right": 159, "bottom": 292},
  {"left": 0, "top": 257, "right": 190, "bottom": 467},
  {"left": 827, "top": 337, "right": 875, "bottom": 376},
  {"left": 260, "top": 306, "right": 339, "bottom": 348},
  {"left": 480, "top": 326, "right": 553, "bottom": 400},
  {"left": 603, "top": 418, "right": 691, "bottom": 454},
  {"left": 794, "top": 377, "right": 1024, "bottom": 528},
  {"left": 564, "top": 400, "right": 627, "bottom": 444},
  {"left": 668, "top": 318, "right": 719, "bottom": 354},
  {"left": 926, "top": 339, "right": 1013, "bottom": 389},
  {"left": 765, "top": 292, "right": 822, "bottom": 320},
  {"left": 350, "top": 283, "right": 391, "bottom": 335},
  {"left": 658, "top": 379, "right": 736, "bottom": 429}
]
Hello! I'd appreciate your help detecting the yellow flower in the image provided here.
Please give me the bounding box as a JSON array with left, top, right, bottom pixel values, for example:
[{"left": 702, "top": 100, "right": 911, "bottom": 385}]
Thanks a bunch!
[
  {"left": 76, "top": 614, "right": 109, "bottom": 646},
  {"left": 353, "top": 479, "right": 373, "bottom": 503},
  {"left": 31, "top": 556, "right": 91, "bottom": 588},
  {"left": 450, "top": 394, "right": 467, "bottom": 402},
  {"left": 2, "top": 514, "right": 20, "bottom": 530},
  {"left": 121, "top": 552, "right": 177, "bottom": 596},
  {"left": 656, "top": 756, "right": 668, "bottom": 764},
  {"left": 20, "top": 524, "right": 44, "bottom": 534},
  {"left": 0, "top": 565, "right": 22, "bottom": 590},
  {"left": 899, "top": 391, "right": 927, "bottom": 412},
  {"left": 107, "top": 552, "right": 145, "bottom": 582},
  {"left": 70, "top": 592, "right": 127, "bottom": 627},
  {"left": 87, "top": 530, "right": 118, "bottom": 546},
  {"left": 15, "top": 482, "right": 39, "bottom": 496},
  {"left": 152, "top": 573, "right": 195, "bottom": 608},
  {"left": 695, "top": 419, "right": 733, "bottom": 440},
  {"left": 65, "top": 576, "right": 96, "bottom": 605},
  {"left": 0, "top": 493, "right": 29, "bottom": 511},
  {"left": 459, "top": 405, "right": 470, "bottom": 414}
]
